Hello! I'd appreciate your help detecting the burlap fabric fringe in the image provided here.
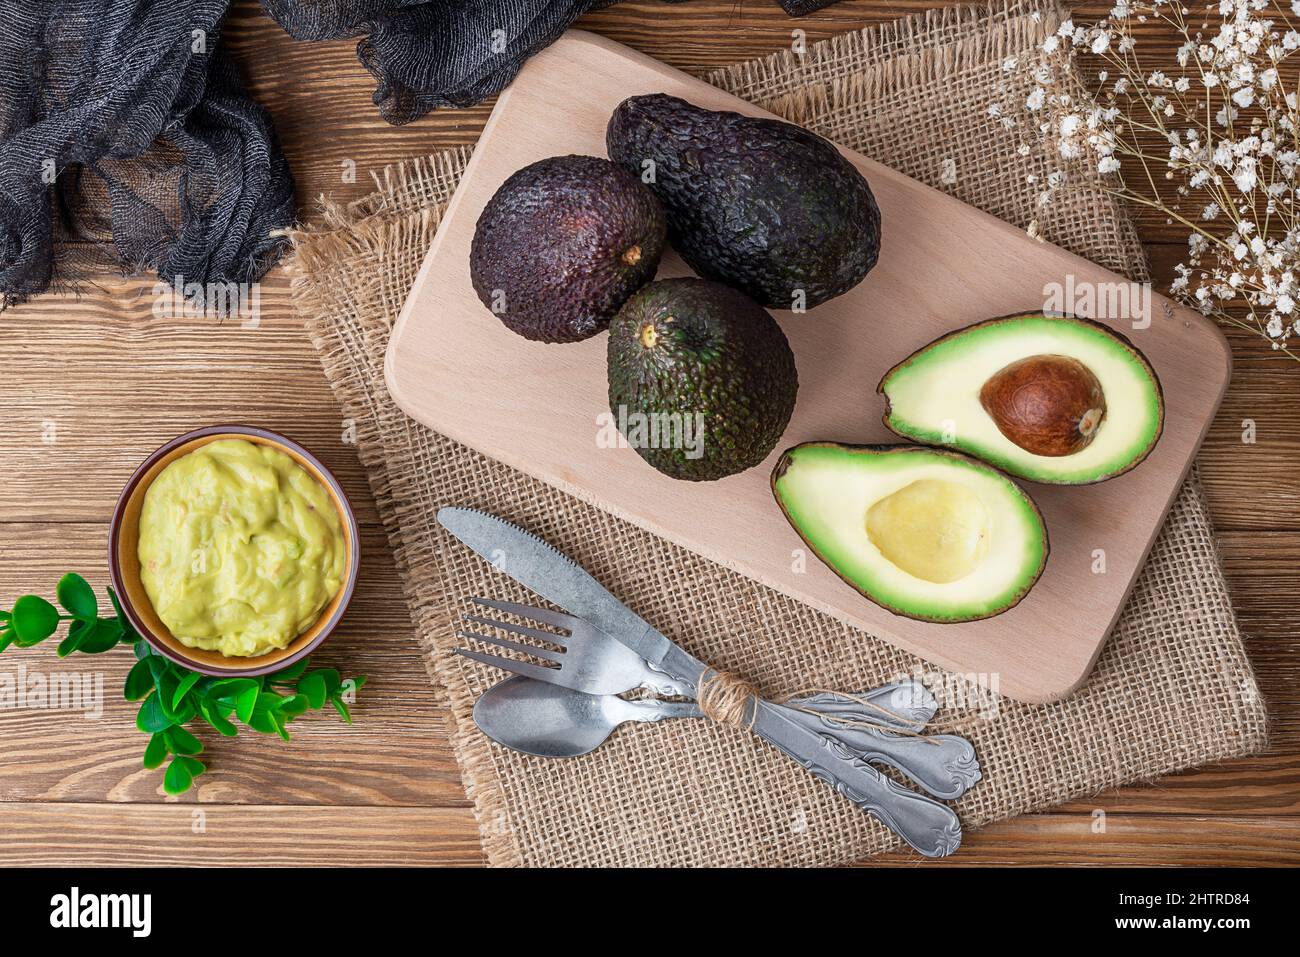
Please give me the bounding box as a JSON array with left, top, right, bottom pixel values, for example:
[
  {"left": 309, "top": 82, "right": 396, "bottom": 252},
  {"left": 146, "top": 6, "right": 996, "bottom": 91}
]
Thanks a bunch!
[{"left": 282, "top": 0, "right": 1268, "bottom": 867}]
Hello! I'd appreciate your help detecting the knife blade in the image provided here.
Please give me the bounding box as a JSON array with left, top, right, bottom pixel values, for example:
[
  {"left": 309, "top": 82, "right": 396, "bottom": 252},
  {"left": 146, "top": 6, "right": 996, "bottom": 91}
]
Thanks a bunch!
[{"left": 438, "top": 507, "right": 673, "bottom": 666}]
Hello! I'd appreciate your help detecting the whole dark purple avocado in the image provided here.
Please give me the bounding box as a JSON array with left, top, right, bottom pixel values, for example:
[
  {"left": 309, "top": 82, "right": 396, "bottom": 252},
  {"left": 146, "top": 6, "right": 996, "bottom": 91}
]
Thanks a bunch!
[
  {"left": 469, "top": 154, "right": 666, "bottom": 342},
  {"left": 606, "top": 94, "right": 881, "bottom": 310}
]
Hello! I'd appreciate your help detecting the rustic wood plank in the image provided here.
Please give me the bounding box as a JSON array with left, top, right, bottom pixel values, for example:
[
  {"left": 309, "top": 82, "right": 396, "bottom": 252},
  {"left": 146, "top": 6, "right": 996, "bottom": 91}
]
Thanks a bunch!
[
  {"left": 874, "top": 812, "right": 1300, "bottom": 865},
  {"left": 0, "top": 803, "right": 485, "bottom": 866},
  {"left": 0, "top": 275, "right": 383, "bottom": 527},
  {"left": 2, "top": 802, "right": 1293, "bottom": 866}
]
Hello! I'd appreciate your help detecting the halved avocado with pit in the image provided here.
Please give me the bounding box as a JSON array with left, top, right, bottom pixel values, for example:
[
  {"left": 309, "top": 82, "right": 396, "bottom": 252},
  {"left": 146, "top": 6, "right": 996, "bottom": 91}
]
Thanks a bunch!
[
  {"left": 878, "top": 313, "right": 1164, "bottom": 484},
  {"left": 772, "top": 443, "right": 1048, "bottom": 623}
]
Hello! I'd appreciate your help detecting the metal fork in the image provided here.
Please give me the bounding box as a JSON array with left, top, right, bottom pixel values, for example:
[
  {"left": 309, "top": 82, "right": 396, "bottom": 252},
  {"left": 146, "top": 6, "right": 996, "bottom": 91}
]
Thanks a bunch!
[
  {"left": 457, "top": 597, "right": 690, "bottom": 697},
  {"left": 455, "top": 598, "right": 981, "bottom": 800}
]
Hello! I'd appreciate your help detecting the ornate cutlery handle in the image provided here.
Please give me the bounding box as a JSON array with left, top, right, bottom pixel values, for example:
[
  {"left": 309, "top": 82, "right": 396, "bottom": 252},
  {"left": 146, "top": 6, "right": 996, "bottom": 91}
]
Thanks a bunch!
[
  {"left": 751, "top": 700, "right": 963, "bottom": 857},
  {"left": 789, "top": 709, "right": 980, "bottom": 800},
  {"left": 790, "top": 682, "right": 935, "bottom": 732}
]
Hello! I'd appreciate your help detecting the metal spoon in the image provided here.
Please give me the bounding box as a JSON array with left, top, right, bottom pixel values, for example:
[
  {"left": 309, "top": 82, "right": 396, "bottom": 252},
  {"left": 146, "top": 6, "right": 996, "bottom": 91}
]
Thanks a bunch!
[
  {"left": 473, "top": 677, "right": 978, "bottom": 799},
  {"left": 473, "top": 675, "right": 700, "bottom": 758}
]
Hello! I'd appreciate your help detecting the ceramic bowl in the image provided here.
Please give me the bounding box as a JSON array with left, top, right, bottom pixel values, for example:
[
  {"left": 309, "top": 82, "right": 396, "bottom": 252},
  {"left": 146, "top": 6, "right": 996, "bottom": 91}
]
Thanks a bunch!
[{"left": 108, "top": 425, "right": 360, "bottom": 677}]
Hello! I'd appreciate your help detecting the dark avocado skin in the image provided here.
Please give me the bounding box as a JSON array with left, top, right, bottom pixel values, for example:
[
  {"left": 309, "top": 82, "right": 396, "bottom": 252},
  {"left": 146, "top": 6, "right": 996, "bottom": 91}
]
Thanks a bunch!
[
  {"left": 606, "top": 94, "right": 881, "bottom": 310},
  {"left": 608, "top": 278, "right": 798, "bottom": 481},
  {"left": 470, "top": 154, "right": 667, "bottom": 343}
]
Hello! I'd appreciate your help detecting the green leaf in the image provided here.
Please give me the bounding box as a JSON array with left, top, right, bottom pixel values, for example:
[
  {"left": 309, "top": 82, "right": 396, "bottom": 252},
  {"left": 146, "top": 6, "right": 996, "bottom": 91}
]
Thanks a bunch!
[
  {"left": 248, "top": 692, "right": 291, "bottom": 733},
  {"left": 330, "top": 695, "right": 353, "bottom": 724},
  {"left": 145, "top": 654, "right": 169, "bottom": 682},
  {"left": 176, "top": 755, "right": 205, "bottom": 777},
  {"left": 278, "top": 694, "right": 309, "bottom": 720},
  {"left": 298, "top": 671, "right": 327, "bottom": 709},
  {"left": 268, "top": 657, "right": 309, "bottom": 682},
  {"left": 10, "top": 595, "right": 59, "bottom": 646},
  {"left": 170, "top": 696, "right": 198, "bottom": 726},
  {"left": 73, "top": 618, "right": 123, "bottom": 654},
  {"left": 172, "top": 671, "right": 201, "bottom": 710},
  {"left": 136, "top": 693, "right": 174, "bottom": 734},
  {"left": 57, "top": 619, "right": 87, "bottom": 657},
  {"left": 0, "top": 609, "right": 10, "bottom": 620},
  {"left": 143, "top": 733, "right": 168, "bottom": 770},
  {"left": 199, "top": 700, "right": 238, "bottom": 737},
  {"left": 134, "top": 637, "right": 152, "bottom": 659},
  {"left": 123, "top": 658, "right": 154, "bottom": 701},
  {"left": 0, "top": 627, "right": 15, "bottom": 653},
  {"left": 234, "top": 686, "right": 259, "bottom": 724},
  {"left": 316, "top": 668, "right": 342, "bottom": 697},
  {"left": 208, "top": 677, "right": 257, "bottom": 698},
  {"left": 163, "top": 758, "right": 193, "bottom": 795},
  {"left": 108, "top": 587, "right": 141, "bottom": 641},
  {"left": 164, "top": 725, "right": 203, "bottom": 756},
  {"left": 55, "top": 573, "right": 97, "bottom": 619}
]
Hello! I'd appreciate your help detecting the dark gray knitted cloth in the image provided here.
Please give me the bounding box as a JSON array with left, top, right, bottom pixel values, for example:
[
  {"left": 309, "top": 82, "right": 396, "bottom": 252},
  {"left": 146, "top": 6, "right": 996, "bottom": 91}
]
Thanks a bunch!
[
  {"left": 0, "top": 0, "right": 839, "bottom": 307},
  {"left": 0, "top": 1, "right": 294, "bottom": 309}
]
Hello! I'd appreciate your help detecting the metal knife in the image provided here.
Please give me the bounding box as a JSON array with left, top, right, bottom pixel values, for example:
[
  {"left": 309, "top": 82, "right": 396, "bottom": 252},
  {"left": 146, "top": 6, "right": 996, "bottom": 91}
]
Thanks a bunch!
[{"left": 437, "top": 506, "right": 963, "bottom": 857}]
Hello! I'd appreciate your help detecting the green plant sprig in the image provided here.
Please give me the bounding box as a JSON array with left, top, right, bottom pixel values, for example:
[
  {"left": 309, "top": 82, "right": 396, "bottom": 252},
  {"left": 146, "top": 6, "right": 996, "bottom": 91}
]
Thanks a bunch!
[{"left": 1, "top": 573, "right": 366, "bottom": 795}]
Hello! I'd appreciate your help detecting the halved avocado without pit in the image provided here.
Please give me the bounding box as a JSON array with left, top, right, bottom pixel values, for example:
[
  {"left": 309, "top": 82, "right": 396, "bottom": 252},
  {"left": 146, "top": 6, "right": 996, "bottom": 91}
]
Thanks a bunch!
[
  {"left": 878, "top": 313, "right": 1164, "bottom": 484},
  {"left": 772, "top": 443, "right": 1048, "bottom": 623}
]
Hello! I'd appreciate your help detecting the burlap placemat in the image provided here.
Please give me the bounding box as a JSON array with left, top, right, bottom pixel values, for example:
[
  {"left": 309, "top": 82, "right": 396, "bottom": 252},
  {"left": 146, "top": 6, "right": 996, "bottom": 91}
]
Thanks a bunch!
[{"left": 284, "top": 0, "right": 1268, "bottom": 866}]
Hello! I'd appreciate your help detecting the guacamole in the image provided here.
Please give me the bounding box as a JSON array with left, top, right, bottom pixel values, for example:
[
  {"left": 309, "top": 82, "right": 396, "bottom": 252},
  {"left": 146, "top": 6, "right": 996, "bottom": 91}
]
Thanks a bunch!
[{"left": 137, "top": 439, "right": 346, "bottom": 657}]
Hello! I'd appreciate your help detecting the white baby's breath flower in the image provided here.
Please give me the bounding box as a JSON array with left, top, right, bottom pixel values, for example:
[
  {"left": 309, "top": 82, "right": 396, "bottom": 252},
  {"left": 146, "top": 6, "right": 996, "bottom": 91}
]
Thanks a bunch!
[
  {"left": 996, "top": 0, "right": 1300, "bottom": 358},
  {"left": 1233, "top": 157, "right": 1259, "bottom": 193}
]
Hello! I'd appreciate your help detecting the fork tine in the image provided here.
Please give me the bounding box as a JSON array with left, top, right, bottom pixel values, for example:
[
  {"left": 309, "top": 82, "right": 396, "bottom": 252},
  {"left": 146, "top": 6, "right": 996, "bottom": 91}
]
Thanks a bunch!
[
  {"left": 456, "top": 629, "right": 564, "bottom": 664},
  {"left": 463, "top": 613, "right": 569, "bottom": 648},
  {"left": 470, "top": 597, "right": 576, "bottom": 632},
  {"left": 453, "top": 647, "right": 561, "bottom": 684}
]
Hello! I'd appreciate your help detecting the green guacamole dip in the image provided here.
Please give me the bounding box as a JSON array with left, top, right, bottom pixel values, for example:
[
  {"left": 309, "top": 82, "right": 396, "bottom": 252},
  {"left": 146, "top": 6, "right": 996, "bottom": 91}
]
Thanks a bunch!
[{"left": 137, "top": 439, "right": 346, "bottom": 658}]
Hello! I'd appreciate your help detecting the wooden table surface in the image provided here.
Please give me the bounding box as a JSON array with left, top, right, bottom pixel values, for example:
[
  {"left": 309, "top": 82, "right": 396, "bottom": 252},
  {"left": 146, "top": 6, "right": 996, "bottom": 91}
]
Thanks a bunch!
[{"left": 1, "top": 1, "right": 1296, "bottom": 867}]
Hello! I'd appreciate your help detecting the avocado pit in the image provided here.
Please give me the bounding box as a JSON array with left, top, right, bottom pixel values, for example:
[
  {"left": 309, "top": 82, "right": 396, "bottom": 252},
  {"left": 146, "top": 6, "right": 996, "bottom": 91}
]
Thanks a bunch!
[{"left": 979, "top": 354, "right": 1106, "bottom": 457}]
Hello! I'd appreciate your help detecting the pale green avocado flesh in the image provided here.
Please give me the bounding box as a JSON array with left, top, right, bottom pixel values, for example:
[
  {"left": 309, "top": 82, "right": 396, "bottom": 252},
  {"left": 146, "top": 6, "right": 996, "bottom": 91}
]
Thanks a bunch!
[
  {"left": 879, "top": 315, "right": 1164, "bottom": 484},
  {"left": 772, "top": 443, "right": 1048, "bottom": 623}
]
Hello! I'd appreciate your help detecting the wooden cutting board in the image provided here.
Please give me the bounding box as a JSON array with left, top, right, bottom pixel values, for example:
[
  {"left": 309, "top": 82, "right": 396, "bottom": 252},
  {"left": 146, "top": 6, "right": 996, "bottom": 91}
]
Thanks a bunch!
[{"left": 385, "top": 31, "right": 1231, "bottom": 703}]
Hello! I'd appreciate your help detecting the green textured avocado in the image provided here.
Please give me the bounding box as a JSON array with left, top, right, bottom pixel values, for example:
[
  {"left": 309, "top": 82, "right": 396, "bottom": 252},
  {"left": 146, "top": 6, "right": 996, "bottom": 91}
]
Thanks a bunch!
[
  {"left": 879, "top": 313, "right": 1164, "bottom": 484},
  {"left": 606, "top": 93, "right": 880, "bottom": 310},
  {"left": 607, "top": 278, "right": 798, "bottom": 481},
  {"left": 470, "top": 154, "right": 666, "bottom": 343},
  {"left": 772, "top": 443, "right": 1048, "bottom": 623}
]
